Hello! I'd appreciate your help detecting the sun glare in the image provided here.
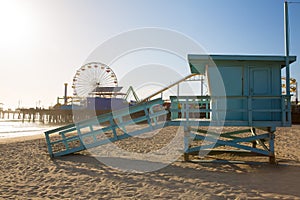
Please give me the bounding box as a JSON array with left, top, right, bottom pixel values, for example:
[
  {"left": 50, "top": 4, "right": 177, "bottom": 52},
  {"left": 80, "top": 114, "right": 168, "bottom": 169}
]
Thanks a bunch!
[{"left": 0, "top": 0, "right": 35, "bottom": 50}]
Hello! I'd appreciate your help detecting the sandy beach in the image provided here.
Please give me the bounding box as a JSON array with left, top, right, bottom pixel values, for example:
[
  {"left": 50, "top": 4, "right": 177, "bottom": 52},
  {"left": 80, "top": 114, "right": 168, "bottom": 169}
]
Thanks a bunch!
[{"left": 1, "top": 126, "right": 300, "bottom": 199}]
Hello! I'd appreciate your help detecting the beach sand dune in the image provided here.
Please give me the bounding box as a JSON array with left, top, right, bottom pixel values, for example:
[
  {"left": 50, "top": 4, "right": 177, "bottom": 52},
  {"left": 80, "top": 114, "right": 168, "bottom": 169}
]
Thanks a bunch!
[{"left": 1, "top": 126, "right": 300, "bottom": 199}]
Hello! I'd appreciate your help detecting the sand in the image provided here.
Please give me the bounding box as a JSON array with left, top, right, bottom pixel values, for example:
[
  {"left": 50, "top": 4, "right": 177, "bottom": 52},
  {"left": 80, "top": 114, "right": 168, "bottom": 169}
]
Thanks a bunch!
[{"left": 1, "top": 126, "right": 300, "bottom": 199}]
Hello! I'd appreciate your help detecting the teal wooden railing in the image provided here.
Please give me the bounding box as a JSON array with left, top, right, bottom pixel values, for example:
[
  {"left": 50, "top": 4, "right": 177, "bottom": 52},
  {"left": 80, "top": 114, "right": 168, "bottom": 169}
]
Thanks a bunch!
[
  {"left": 44, "top": 98, "right": 168, "bottom": 158},
  {"left": 169, "top": 95, "right": 291, "bottom": 127}
]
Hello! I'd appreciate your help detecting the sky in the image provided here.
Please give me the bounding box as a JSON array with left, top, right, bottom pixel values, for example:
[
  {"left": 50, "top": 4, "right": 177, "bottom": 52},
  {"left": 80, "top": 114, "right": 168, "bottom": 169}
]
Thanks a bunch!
[{"left": 0, "top": 0, "right": 300, "bottom": 109}]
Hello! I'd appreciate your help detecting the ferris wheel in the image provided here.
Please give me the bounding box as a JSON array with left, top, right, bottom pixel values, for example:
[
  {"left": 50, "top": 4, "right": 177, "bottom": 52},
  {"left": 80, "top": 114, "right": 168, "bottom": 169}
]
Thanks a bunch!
[{"left": 72, "top": 62, "right": 118, "bottom": 97}]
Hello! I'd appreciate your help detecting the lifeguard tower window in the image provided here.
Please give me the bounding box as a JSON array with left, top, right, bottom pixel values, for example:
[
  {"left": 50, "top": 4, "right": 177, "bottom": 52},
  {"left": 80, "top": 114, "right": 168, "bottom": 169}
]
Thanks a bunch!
[{"left": 187, "top": 54, "right": 296, "bottom": 127}]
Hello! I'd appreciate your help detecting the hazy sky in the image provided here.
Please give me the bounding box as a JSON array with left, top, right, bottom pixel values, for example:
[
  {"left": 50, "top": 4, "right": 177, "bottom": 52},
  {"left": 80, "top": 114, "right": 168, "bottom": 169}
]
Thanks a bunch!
[{"left": 0, "top": 0, "right": 299, "bottom": 109}]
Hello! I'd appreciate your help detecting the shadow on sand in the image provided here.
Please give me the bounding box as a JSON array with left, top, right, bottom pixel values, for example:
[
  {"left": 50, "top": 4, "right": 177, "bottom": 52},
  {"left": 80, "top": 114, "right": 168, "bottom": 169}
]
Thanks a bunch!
[{"left": 54, "top": 154, "right": 300, "bottom": 198}]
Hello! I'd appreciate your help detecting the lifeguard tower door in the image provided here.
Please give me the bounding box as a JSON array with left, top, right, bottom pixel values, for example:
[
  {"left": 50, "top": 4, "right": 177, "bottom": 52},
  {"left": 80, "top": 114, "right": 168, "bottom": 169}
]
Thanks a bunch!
[{"left": 249, "top": 66, "right": 278, "bottom": 121}]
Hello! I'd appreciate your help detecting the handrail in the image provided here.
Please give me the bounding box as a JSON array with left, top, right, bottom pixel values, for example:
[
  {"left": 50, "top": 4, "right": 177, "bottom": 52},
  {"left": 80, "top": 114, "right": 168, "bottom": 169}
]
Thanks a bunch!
[
  {"left": 44, "top": 98, "right": 168, "bottom": 157},
  {"left": 45, "top": 98, "right": 163, "bottom": 135},
  {"left": 169, "top": 95, "right": 291, "bottom": 126}
]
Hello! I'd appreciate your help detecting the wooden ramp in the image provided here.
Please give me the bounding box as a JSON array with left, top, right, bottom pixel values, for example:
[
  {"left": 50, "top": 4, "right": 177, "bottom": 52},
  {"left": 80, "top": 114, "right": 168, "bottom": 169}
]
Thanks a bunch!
[{"left": 44, "top": 98, "right": 167, "bottom": 158}]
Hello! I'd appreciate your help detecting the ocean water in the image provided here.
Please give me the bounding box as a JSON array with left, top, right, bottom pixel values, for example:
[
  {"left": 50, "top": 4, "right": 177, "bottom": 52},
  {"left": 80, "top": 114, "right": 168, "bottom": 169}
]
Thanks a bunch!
[{"left": 0, "top": 119, "right": 58, "bottom": 139}]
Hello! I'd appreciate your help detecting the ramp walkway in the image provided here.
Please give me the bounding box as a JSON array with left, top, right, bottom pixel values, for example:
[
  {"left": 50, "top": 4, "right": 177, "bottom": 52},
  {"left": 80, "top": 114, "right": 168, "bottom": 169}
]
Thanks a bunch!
[{"left": 44, "top": 98, "right": 167, "bottom": 158}]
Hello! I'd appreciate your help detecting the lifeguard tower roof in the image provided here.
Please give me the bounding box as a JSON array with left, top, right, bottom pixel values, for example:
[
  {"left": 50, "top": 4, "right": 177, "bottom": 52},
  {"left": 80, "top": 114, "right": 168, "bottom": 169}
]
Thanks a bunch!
[{"left": 188, "top": 54, "right": 296, "bottom": 74}]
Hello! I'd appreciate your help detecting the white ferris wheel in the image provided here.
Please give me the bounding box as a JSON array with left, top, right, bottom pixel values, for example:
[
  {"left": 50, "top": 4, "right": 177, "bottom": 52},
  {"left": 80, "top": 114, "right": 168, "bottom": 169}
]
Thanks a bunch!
[{"left": 72, "top": 62, "right": 118, "bottom": 97}]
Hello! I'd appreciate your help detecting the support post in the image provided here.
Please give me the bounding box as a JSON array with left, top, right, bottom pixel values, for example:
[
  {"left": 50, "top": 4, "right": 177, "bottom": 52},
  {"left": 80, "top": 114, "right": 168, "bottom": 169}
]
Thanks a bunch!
[
  {"left": 183, "top": 126, "right": 190, "bottom": 161},
  {"left": 296, "top": 82, "right": 298, "bottom": 104},
  {"left": 267, "top": 127, "right": 276, "bottom": 164},
  {"left": 64, "top": 83, "right": 68, "bottom": 105},
  {"left": 200, "top": 75, "right": 204, "bottom": 96},
  {"left": 251, "top": 128, "right": 257, "bottom": 148},
  {"left": 269, "top": 133, "right": 276, "bottom": 164},
  {"left": 284, "top": 1, "right": 292, "bottom": 124}
]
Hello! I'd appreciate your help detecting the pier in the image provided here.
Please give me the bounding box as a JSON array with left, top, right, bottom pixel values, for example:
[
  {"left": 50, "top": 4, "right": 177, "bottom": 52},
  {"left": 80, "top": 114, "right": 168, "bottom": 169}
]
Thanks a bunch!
[{"left": 0, "top": 108, "right": 73, "bottom": 124}]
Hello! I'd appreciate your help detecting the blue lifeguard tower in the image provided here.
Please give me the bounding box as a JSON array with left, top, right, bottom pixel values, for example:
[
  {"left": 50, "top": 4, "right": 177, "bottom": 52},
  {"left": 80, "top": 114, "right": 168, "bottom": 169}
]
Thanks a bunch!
[
  {"left": 169, "top": 54, "right": 296, "bottom": 163},
  {"left": 44, "top": 54, "right": 296, "bottom": 164}
]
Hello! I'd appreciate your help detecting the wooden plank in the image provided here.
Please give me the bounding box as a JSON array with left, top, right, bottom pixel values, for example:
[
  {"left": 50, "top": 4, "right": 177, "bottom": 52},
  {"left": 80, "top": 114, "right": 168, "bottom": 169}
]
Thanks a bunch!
[
  {"left": 187, "top": 149, "right": 268, "bottom": 157},
  {"left": 49, "top": 135, "right": 80, "bottom": 145},
  {"left": 189, "top": 159, "right": 269, "bottom": 165},
  {"left": 45, "top": 123, "right": 76, "bottom": 135},
  {"left": 189, "top": 128, "right": 250, "bottom": 140},
  {"left": 169, "top": 119, "right": 284, "bottom": 127},
  {"left": 192, "top": 132, "right": 269, "bottom": 144},
  {"left": 53, "top": 146, "right": 86, "bottom": 157},
  {"left": 45, "top": 133, "right": 53, "bottom": 157},
  {"left": 250, "top": 128, "right": 269, "bottom": 151},
  {"left": 187, "top": 133, "right": 270, "bottom": 155}
]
